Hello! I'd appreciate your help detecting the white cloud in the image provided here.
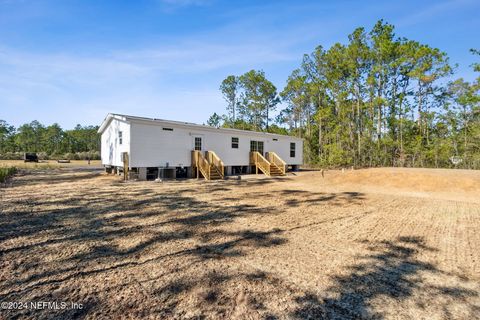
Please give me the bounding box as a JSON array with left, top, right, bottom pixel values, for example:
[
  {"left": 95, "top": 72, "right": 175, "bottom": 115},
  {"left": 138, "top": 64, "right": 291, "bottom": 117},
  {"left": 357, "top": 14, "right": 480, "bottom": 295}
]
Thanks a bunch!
[
  {"left": 0, "top": 1, "right": 343, "bottom": 128},
  {"left": 156, "top": 0, "right": 213, "bottom": 13},
  {"left": 114, "top": 42, "right": 296, "bottom": 74},
  {"left": 0, "top": 32, "right": 299, "bottom": 128},
  {"left": 0, "top": 35, "right": 296, "bottom": 84},
  {"left": 159, "top": 0, "right": 211, "bottom": 6},
  {"left": 396, "top": 0, "right": 478, "bottom": 27}
]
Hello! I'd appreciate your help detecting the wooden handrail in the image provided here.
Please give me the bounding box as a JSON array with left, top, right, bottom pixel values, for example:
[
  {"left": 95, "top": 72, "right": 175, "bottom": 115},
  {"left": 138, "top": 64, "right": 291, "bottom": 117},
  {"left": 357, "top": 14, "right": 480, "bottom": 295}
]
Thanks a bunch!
[
  {"left": 206, "top": 150, "right": 224, "bottom": 179},
  {"left": 192, "top": 150, "right": 225, "bottom": 180},
  {"left": 192, "top": 150, "right": 210, "bottom": 180},
  {"left": 198, "top": 156, "right": 210, "bottom": 180},
  {"left": 250, "top": 151, "right": 271, "bottom": 176},
  {"left": 266, "top": 152, "right": 286, "bottom": 175}
]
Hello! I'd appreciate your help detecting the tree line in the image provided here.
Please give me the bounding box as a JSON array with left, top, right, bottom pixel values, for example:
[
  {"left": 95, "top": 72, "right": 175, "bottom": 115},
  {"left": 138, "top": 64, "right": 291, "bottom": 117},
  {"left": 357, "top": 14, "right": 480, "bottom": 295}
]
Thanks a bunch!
[
  {"left": 0, "top": 120, "right": 100, "bottom": 160},
  {"left": 209, "top": 20, "right": 480, "bottom": 169}
]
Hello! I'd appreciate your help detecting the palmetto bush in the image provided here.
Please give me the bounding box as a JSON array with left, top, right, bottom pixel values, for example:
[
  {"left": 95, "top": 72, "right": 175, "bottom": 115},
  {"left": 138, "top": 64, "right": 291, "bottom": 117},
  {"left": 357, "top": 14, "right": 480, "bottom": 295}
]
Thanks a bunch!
[{"left": 0, "top": 167, "right": 17, "bottom": 183}]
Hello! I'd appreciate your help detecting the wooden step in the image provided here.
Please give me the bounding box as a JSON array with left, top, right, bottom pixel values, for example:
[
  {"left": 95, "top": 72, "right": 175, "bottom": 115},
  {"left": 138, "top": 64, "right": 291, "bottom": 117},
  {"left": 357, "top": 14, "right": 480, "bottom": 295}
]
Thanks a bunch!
[
  {"left": 270, "top": 165, "right": 284, "bottom": 176},
  {"left": 208, "top": 168, "right": 223, "bottom": 180},
  {"left": 251, "top": 153, "right": 285, "bottom": 177}
]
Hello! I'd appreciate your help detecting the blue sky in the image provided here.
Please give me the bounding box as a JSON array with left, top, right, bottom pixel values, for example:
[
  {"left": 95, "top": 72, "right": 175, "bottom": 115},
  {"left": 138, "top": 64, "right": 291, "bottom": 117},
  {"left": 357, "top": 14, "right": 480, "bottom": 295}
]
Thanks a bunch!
[{"left": 1, "top": 0, "right": 479, "bottom": 129}]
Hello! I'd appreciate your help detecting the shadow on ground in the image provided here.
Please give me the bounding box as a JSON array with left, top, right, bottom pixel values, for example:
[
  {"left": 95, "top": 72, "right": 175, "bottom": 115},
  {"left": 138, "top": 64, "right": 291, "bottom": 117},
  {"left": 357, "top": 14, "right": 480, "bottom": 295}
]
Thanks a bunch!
[
  {"left": 292, "top": 236, "right": 479, "bottom": 319},
  {"left": 0, "top": 170, "right": 478, "bottom": 319}
]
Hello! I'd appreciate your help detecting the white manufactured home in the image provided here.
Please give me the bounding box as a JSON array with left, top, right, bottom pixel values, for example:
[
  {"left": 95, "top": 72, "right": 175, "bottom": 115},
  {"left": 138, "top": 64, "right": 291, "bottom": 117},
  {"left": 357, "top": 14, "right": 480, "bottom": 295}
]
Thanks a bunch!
[{"left": 98, "top": 113, "right": 303, "bottom": 180}]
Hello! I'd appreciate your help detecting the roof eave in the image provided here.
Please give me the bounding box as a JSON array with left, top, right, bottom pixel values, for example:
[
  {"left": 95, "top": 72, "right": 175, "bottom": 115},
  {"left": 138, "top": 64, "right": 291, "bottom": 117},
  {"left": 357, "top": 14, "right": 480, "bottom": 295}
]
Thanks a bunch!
[{"left": 97, "top": 114, "right": 114, "bottom": 134}]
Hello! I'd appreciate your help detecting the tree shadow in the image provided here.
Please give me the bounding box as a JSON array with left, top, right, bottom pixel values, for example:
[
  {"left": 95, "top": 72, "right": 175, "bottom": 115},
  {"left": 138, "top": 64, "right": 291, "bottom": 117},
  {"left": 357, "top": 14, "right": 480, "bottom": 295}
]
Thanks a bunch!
[
  {"left": 2, "top": 170, "right": 478, "bottom": 319},
  {"left": 279, "top": 190, "right": 365, "bottom": 207},
  {"left": 151, "top": 268, "right": 287, "bottom": 319},
  {"left": 0, "top": 169, "right": 290, "bottom": 313},
  {"left": 292, "top": 236, "right": 479, "bottom": 319},
  {"left": 12, "top": 169, "right": 102, "bottom": 186}
]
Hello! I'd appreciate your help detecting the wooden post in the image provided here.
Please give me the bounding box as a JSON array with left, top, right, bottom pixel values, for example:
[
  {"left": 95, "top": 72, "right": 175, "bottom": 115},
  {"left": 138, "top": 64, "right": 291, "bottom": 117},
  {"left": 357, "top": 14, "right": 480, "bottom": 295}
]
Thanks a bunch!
[{"left": 123, "top": 152, "right": 129, "bottom": 181}]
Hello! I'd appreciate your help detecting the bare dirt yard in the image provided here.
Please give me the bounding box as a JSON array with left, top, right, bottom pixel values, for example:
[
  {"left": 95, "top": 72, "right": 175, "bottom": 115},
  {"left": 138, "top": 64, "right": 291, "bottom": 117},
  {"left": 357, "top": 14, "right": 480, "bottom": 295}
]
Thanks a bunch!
[{"left": 1, "top": 167, "right": 479, "bottom": 319}]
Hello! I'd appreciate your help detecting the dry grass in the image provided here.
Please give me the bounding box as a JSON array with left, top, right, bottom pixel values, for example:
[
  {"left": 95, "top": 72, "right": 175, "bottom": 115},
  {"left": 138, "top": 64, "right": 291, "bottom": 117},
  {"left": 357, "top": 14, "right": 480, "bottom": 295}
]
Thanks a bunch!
[
  {"left": 0, "top": 168, "right": 479, "bottom": 319},
  {"left": 0, "top": 160, "right": 102, "bottom": 170}
]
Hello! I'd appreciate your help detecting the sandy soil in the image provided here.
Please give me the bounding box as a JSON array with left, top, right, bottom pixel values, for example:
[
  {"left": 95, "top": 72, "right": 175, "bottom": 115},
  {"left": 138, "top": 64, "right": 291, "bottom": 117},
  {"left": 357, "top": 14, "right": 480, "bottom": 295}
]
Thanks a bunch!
[{"left": 0, "top": 168, "right": 479, "bottom": 319}]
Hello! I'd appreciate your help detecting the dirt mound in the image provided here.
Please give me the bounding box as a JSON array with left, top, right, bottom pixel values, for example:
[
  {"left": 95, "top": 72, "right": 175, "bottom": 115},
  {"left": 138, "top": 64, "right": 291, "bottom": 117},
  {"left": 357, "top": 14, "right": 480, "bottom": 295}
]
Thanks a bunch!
[{"left": 301, "top": 168, "right": 480, "bottom": 203}]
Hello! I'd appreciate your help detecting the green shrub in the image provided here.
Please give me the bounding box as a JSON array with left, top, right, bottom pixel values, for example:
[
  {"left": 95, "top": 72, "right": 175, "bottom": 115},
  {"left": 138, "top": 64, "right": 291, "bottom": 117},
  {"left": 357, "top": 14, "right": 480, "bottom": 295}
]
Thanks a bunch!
[
  {"left": 0, "top": 151, "right": 101, "bottom": 161},
  {"left": 0, "top": 152, "right": 23, "bottom": 160},
  {"left": 0, "top": 167, "right": 17, "bottom": 183}
]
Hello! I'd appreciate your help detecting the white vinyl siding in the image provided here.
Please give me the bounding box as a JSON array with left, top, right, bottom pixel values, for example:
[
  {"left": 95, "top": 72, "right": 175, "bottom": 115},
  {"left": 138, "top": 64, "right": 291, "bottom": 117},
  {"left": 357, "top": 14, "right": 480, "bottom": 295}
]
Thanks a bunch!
[
  {"left": 101, "top": 115, "right": 303, "bottom": 168},
  {"left": 100, "top": 118, "right": 130, "bottom": 166}
]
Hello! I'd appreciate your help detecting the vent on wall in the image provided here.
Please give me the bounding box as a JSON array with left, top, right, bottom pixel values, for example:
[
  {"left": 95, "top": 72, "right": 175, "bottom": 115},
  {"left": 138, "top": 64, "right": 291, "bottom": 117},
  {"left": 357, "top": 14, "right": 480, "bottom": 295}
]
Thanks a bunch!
[
  {"left": 273, "top": 138, "right": 278, "bottom": 141},
  {"left": 162, "top": 128, "right": 174, "bottom": 131}
]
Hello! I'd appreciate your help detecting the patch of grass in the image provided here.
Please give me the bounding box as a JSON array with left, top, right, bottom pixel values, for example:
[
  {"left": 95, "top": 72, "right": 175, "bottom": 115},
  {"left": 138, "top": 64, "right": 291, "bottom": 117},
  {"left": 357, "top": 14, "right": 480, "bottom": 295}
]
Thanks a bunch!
[{"left": 0, "top": 166, "right": 17, "bottom": 183}]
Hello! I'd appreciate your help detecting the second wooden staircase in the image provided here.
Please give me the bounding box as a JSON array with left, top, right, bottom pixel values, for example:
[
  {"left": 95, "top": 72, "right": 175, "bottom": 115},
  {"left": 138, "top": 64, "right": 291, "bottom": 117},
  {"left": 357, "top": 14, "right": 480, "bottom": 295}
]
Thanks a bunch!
[
  {"left": 250, "top": 151, "right": 286, "bottom": 177},
  {"left": 192, "top": 150, "right": 224, "bottom": 180}
]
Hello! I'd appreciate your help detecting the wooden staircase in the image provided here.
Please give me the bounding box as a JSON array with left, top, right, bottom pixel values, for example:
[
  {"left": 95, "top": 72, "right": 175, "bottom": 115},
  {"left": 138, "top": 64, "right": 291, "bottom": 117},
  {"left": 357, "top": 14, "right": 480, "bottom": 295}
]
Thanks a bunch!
[
  {"left": 250, "top": 151, "right": 286, "bottom": 177},
  {"left": 192, "top": 150, "right": 224, "bottom": 180}
]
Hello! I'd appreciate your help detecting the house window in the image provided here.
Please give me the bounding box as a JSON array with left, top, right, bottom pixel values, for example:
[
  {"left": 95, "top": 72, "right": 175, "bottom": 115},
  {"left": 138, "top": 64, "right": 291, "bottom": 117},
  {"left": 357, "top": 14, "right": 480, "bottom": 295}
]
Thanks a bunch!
[
  {"left": 250, "top": 140, "right": 264, "bottom": 155},
  {"left": 163, "top": 127, "right": 173, "bottom": 131},
  {"left": 118, "top": 131, "right": 123, "bottom": 145},
  {"left": 273, "top": 138, "right": 278, "bottom": 141},
  {"left": 290, "top": 142, "right": 296, "bottom": 157},
  {"left": 194, "top": 137, "right": 202, "bottom": 151},
  {"left": 231, "top": 137, "right": 239, "bottom": 149}
]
